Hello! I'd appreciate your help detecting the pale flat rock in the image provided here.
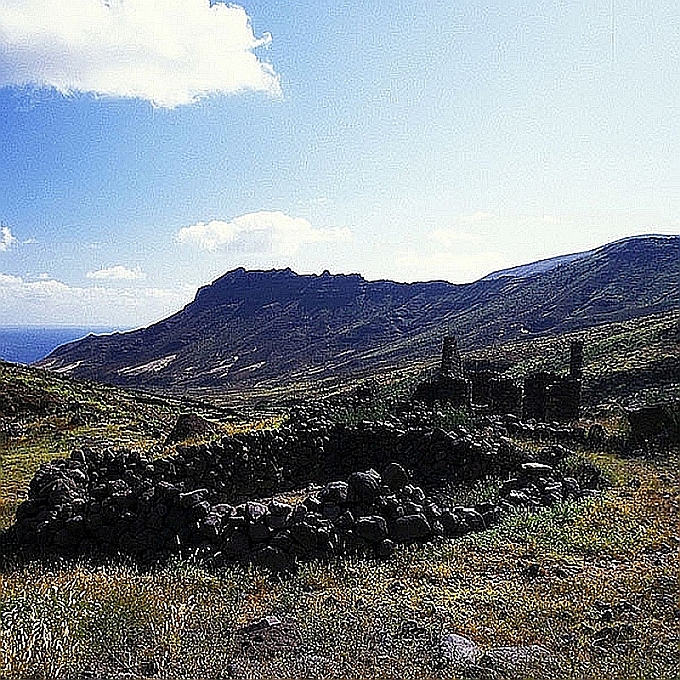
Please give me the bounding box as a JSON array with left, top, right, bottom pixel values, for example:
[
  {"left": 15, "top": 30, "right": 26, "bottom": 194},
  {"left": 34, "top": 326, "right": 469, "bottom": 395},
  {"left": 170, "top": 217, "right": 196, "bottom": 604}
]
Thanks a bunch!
[
  {"left": 440, "top": 632, "right": 482, "bottom": 667},
  {"left": 480, "top": 644, "right": 554, "bottom": 675}
]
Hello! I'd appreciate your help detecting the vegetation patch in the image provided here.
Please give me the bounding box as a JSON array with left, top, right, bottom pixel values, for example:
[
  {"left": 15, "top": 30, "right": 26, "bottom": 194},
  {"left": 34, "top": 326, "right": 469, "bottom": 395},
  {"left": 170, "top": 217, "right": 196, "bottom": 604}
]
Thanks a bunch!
[
  {"left": 1, "top": 315, "right": 679, "bottom": 678},
  {"left": 1, "top": 451, "right": 677, "bottom": 679}
]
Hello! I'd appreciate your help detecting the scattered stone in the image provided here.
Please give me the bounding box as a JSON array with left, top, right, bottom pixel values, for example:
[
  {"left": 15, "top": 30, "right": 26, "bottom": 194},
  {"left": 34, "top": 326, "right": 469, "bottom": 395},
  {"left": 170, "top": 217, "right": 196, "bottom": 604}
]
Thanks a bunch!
[
  {"left": 382, "top": 462, "right": 409, "bottom": 491},
  {"left": 237, "top": 616, "right": 301, "bottom": 656},
  {"left": 376, "top": 538, "right": 394, "bottom": 558},
  {"left": 355, "top": 515, "right": 388, "bottom": 543},
  {"left": 165, "top": 413, "right": 216, "bottom": 444},
  {"left": 520, "top": 463, "right": 555, "bottom": 478},
  {"left": 480, "top": 644, "right": 554, "bottom": 676},
  {"left": 245, "top": 501, "right": 268, "bottom": 523},
  {"left": 346, "top": 471, "right": 381, "bottom": 505},
  {"left": 389, "top": 514, "right": 431, "bottom": 543},
  {"left": 320, "top": 481, "right": 348, "bottom": 504},
  {"left": 179, "top": 488, "right": 209, "bottom": 508},
  {"left": 439, "top": 633, "right": 554, "bottom": 679},
  {"left": 439, "top": 632, "right": 481, "bottom": 667}
]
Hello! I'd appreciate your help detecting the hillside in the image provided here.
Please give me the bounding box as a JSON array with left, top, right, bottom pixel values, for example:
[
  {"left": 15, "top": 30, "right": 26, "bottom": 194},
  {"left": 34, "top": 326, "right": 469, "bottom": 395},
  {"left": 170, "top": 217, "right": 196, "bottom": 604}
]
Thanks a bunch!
[
  {"left": 2, "top": 323, "right": 679, "bottom": 680},
  {"left": 0, "top": 361, "right": 271, "bottom": 529},
  {"left": 36, "top": 235, "right": 680, "bottom": 390}
]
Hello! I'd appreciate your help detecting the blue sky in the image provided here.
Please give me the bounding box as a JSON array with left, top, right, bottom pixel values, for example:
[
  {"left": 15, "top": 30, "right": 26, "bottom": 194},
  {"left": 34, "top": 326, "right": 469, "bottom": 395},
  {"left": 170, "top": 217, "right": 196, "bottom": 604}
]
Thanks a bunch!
[{"left": 0, "top": 0, "right": 677, "bottom": 326}]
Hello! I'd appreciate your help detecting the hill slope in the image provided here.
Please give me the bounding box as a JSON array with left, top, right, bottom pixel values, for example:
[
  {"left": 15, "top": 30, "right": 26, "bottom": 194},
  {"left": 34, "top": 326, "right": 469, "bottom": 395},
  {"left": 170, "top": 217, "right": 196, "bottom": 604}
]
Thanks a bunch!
[{"left": 36, "top": 235, "right": 680, "bottom": 389}]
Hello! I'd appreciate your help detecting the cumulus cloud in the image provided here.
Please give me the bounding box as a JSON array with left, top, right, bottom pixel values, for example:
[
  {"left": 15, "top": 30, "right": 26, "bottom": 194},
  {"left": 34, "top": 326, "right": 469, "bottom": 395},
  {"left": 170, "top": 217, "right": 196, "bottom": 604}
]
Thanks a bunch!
[
  {"left": 427, "top": 211, "right": 499, "bottom": 249},
  {"left": 394, "top": 249, "right": 507, "bottom": 284},
  {"left": 0, "top": 0, "right": 280, "bottom": 107},
  {"left": 0, "top": 272, "right": 22, "bottom": 285},
  {"left": 0, "top": 226, "right": 17, "bottom": 251},
  {"left": 427, "top": 211, "right": 572, "bottom": 250},
  {"left": 0, "top": 272, "right": 191, "bottom": 325},
  {"left": 86, "top": 265, "right": 146, "bottom": 280},
  {"left": 176, "top": 211, "right": 352, "bottom": 256}
]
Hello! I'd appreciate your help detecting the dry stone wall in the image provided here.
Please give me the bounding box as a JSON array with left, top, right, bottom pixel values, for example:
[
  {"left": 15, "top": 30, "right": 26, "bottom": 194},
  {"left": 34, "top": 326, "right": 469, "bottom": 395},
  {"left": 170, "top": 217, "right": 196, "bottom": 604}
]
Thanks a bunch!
[{"left": 9, "top": 409, "right": 600, "bottom": 570}]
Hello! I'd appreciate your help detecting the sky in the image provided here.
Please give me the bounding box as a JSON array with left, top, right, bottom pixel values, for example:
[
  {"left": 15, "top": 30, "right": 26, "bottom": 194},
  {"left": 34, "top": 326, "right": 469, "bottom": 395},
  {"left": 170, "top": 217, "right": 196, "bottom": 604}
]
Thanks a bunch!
[{"left": 0, "top": 0, "right": 678, "bottom": 327}]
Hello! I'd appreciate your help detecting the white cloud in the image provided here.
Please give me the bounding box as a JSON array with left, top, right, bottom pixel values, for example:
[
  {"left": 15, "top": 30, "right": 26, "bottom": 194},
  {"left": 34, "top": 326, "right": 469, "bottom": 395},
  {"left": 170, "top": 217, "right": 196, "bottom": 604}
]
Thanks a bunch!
[
  {"left": 0, "top": 226, "right": 17, "bottom": 251},
  {"left": 456, "top": 210, "right": 498, "bottom": 225},
  {"left": 0, "top": 272, "right": 22, "bottom": 285},
  {"left": 427, "top": 211, "right": 572, "bottom": 250},
  {"left": 394, "top": 249, "right": 507, "bottom": 283},
  {"left": 176, "top": 211, "right": 352, "bottom": 256},
  {"left": 86, "top": 264, "right": 146, "bottom": 280},
  {"left": 427, "top": 210, "right": 498, "bottom": 249},
  {"left": 0, "top": 0, "right": 280, "bottom": 108},
  {"left": 427, "top": 211, "right": 496, "bottom": 249},
  {"left": 0, "top": 272, "right": 192, "bottom": 325}
]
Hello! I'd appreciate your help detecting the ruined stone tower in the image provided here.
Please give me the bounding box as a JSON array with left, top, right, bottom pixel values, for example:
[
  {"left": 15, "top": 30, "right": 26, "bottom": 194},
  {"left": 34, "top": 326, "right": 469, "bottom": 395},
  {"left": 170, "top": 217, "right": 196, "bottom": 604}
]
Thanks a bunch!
[
  {"left": 441, "top": 336, "right": 463, "bottom": 378},
  {"left": 412, "top": 334, "right": 470, "bottom": 407},
  {"left": 522, "top": 341, "right": 584, "bottom": 422},
  {"left": 569, "top": 339, "right": 584, "bottom": 380}
]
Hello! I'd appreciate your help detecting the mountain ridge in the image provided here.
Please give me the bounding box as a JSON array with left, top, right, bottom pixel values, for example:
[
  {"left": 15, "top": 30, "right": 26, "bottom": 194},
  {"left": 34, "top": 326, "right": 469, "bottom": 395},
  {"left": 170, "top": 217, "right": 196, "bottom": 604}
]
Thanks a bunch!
[
  {"left": 36, "top": 234, "right": 680, "bottom": 389},
  {"left": 481, "top": 233, "right": 677, "bottom": 281}
]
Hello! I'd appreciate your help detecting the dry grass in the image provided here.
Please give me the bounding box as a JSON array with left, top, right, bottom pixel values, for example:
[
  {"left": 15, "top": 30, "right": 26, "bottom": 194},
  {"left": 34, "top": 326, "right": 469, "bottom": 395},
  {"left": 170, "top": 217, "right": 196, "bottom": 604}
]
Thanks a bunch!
[
  {"left": 1, "top": 450, "right": 678, "bottom": 679},
  {"left": 2, "top": 319, "right": 679, "bottom": 679}
]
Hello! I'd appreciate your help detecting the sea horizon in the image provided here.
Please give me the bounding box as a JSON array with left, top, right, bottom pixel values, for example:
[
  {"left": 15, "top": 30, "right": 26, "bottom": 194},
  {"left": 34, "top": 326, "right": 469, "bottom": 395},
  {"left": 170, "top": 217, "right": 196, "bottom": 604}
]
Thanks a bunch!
[{"left": 0, "top": 326, "right": 125, "bottom": 365}]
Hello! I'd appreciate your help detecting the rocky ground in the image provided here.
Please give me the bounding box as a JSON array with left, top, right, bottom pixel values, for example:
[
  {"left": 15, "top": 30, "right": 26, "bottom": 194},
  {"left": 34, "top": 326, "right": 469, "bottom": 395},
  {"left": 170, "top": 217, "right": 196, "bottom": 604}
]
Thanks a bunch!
[
  {"left": 1, "top": 357, "right": 679, "bottom": 679},
  {"left": 6, "top": 405, "right": 607, "bottom": 573}
]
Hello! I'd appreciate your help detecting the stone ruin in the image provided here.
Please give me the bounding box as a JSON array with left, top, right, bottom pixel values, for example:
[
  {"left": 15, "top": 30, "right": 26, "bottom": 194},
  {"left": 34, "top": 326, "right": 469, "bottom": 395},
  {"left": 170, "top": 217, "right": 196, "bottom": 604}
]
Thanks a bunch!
[
  {"left": 625, "top": 401, "right": 680, "bottom": 449},
  {"left": 411, "top": 336, "right": 471, "bottom": 408},
  {"left": 2, "top": 336, "right": 603, "bottom": 569},
  {"left": 7, "top": 408, "right": 600, "bottom": 569},
  {"left": 441, "top": 336, "right": 464, "bottom": 378},
  {"left": 470, "top": 372, "right": 523, "bottom": 416},
  {"left": 521, "top": 340, "right": 583, "bottom": 423},
  {"left": 413, "top": 336, "right": 584, "bottom": 423}
]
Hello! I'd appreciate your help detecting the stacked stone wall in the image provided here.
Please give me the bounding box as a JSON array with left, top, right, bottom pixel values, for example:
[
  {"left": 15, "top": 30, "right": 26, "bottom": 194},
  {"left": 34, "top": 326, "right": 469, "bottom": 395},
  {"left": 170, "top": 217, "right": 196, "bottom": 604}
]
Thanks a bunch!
[{"left": 9, "top": 411, "right": 599, "bottom": 567}]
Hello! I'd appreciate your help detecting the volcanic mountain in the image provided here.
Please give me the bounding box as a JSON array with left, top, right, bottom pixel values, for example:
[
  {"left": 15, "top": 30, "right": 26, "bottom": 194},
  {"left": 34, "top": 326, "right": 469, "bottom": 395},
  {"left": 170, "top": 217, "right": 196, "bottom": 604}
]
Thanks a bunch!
[{"left": 36, "top": 235, "right": 680, "bottom": 389}]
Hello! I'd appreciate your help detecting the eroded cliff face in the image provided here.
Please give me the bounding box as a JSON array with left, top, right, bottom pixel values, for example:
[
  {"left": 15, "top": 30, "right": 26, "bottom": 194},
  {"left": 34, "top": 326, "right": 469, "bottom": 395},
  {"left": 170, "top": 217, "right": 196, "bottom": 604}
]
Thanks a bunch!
[{"left": 36, "top": 235, "right": 680, "bottom": 389}]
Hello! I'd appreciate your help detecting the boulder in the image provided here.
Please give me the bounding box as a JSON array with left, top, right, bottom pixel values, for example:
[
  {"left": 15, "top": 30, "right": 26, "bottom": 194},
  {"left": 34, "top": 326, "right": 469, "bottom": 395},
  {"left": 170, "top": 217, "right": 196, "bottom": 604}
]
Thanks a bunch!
[
  {"left": 346, "top": 471, "right": 381, "bottom": 505},
  {"left": 376, "top": 538, "right": 395, "bottom": 558},
  {"left": 253, "top": 545, "right": 293, "bottom": 573},
  {"left": 266, "top": 501, "right": 293, "bottom": 530},
  {"left": 290, "top": 521, "right": 319, "bottom": 552},
  {"left": 165, "top": 413, "right": 217, "bottom": 444},
  {"left": 457, "top": 507, "right": 485, "bottom": 530},
  {"left": 520, "top": 463, "right": 555, "bottom": 479},
  {"left": 389, "top": 514, "right": 431, "bottom": 543},
  {"left": 382, "top": 462, "right": 409, "bottom": 491},
  {"left": 439, "top": 632, "right": 481, "bottom": 668},
  {"left": 236, "top": 616, "right": 301, "bottom": 656},
  {"left": 248, "top": 522, "right": 272, "bottom": 544},
  {"left": 179, "top": 488, "right": 210, "bottom": 508},
  {"left": 334, "top": 510, "right": 355, "bottom": 530},
  {"left": 319, "top": 480, "right": 348, "bottom": 504},
  {"left": 354, "top": 515, "right": 388, "bottom": 543},
  {"left": 245, "top": 501, "right": 268, "bottom": 523}
]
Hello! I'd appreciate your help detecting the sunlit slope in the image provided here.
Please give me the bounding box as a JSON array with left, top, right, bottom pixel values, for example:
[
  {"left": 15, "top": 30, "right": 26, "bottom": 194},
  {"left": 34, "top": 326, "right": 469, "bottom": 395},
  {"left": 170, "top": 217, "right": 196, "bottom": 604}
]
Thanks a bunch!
[{"left": 37, "top": 235, "right": 680, "bottom": 389}]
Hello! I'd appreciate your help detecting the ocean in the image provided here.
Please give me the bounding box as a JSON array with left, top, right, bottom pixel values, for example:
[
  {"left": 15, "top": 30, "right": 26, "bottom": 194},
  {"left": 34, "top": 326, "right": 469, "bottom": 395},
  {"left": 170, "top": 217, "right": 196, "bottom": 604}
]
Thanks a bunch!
[{"left": 0, "top": 327, "right": 121, "bottom": 365}]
